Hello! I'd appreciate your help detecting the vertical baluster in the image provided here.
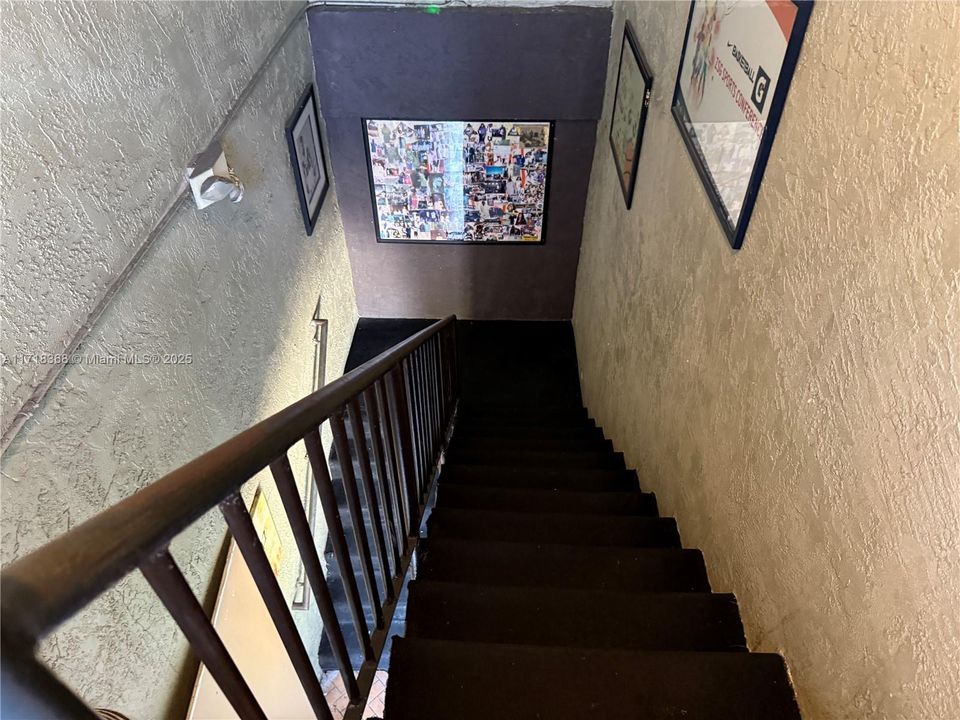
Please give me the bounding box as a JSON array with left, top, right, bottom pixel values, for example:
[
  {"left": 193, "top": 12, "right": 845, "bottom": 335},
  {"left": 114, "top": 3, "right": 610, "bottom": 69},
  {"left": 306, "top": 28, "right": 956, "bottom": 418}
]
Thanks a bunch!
[
  {"left": 450, "top": 324, "right": 460, "bottom": 415},
  {"left": 219, "top": 494, "right": 333, "bottom": 720},
  {"left": 364, "top": 384, "right": 403, "bottom": 567},
  {"left": 450, "top": 321, "right": 461, "bottom": 403},
  {"left": 425, "top": 342, "right": 439, "bottom": 483},
  {"left": 441, "top": 330, "right": 451, "bottom": 423},
  {"left": 375, "top": 377, "right": 409, "bottom": 540},
  {"left": 414, "top": 348, "right": 431, "bottom": 493},
  {"left": 408, "top": 351, "right": 423, "bottom": 493},
  {"left": 445, "top": 329, "right": 455, "bottom": 421},
  {"left": 397, "top": 357, "right": 416, "bottom": 490},
  {"left": 424, "top": 339, "right": 437, "bottom": 453},
  {"left": 403, "top": 356, "right": 424, "bottom": 491},
  {"left": 330, "top": 411, "right": 384, "bottom": 628},
  {"left": 430, "top": 335, "right": 442, "bottom": 445},
  {"left": 269, "top": 454, "right": 360, "bottom": 701},
  {"left": 436, "top": 332, "right": 448, "bottom": 430},
  {"left": 346, "top": 397, "right": 394, "bottom": 602},
  {"left": 387, "top": 365, "right": 420, "bottom": 534},
  {"left": 140, "top": 549, "right": 267, "bottom": 720},
  {"left": 304, "top": 430, "right": 373, "bottom": 660},
  {"left": 439, "top": 328, "right": 452, "bottom": 423}
]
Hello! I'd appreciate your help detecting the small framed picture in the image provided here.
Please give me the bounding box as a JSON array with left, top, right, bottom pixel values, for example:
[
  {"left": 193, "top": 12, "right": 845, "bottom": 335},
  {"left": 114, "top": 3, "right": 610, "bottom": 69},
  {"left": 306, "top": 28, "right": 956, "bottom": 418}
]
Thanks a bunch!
[
  {"left": 286, "top": 85, "right": 329, "bottom": 235},
  {"left": 609, "top": 21, "right": 653, "bottom": 209},
  {"left": 671, "top": 0, "right": 813, "bottom": 249}
]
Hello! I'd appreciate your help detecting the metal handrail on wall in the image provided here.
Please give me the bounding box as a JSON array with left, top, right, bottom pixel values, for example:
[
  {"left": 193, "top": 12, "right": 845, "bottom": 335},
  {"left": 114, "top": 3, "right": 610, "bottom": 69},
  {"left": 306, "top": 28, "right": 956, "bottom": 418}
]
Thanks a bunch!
[{"left": 0, "top": 315, "right": 460, "bottom": 720}]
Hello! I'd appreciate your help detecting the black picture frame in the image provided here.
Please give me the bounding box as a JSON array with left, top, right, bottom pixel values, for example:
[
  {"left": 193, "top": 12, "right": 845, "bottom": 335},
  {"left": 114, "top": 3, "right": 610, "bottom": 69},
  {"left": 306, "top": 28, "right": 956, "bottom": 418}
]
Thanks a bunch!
[
  {"left": 671, "top": 0, "right": 813, "bottom": 249},
  {"left": 286, "top": 85, "right": 329, "bottom": 236},
  {"left": 609, "top": 21, "right": 653, "bottom": 209},
  {"left": 362, "top": 118, "right": 555, "bottom": 246}
]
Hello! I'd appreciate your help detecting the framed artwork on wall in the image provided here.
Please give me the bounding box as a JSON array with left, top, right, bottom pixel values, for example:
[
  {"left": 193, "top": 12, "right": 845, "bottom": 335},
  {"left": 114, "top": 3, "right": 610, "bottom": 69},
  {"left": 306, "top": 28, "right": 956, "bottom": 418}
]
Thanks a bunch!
[
  {"left": 363, "top": 119, "right": 553, "bottom": 244},
  {"left": 609, "top": 21, "right": 653, "bottom": 209},
  {"left": 286, "top": 85, "right": 329, "bottom": 235},
  {"left": 671, "top": 0, "right": 813, "bottom": 249}
]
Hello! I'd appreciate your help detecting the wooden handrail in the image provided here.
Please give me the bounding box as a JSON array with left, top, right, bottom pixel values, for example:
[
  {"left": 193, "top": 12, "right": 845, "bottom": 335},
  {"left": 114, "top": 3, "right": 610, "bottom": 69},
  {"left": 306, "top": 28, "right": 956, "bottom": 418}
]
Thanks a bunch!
[{"left": 1, "top": 315, "right": 455, "bottom": 647}]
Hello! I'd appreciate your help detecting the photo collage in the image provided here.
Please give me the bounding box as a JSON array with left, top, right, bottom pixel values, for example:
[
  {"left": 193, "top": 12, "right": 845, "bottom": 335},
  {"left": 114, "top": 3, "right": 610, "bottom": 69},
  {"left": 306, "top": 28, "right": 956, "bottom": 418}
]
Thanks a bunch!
[{"left": 365, "top": 119, "right": 551, "bottom": 243}]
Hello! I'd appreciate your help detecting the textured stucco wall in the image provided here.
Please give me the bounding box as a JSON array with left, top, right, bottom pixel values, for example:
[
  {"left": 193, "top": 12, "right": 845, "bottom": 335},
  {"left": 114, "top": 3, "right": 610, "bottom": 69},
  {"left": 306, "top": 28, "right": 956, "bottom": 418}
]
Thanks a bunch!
[
  {"left": 1, "top": 3, "right": 357, "bottom": 718},
  {"left": 572, "top": 2, "right": 959, "bottom": 719},
  {"left": 1, "top": 0, "right": 295, "bottom": 432}
]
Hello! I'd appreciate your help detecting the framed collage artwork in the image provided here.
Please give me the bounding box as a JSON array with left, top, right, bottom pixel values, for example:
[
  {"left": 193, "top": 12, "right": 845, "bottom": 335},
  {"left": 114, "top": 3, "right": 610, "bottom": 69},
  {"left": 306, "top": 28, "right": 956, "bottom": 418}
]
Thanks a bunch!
[{"left": 364, "top": 119, "right": 553, "bottom": 244}]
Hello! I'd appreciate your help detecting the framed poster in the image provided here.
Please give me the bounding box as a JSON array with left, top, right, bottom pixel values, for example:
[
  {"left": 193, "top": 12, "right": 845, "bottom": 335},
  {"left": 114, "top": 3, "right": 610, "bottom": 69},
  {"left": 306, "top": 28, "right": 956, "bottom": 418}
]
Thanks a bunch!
[
  {"left": 363, "top": 119, "right": 553, "bottom": 244},
  {"left": 609, "top": 21, "right": 653, "bottom": 209},
  {"left": 286, "top": 85, "right": 329, "bottom": 235},
  {"left": 672, "top": 0, "right": 813, "bottom": 249}
]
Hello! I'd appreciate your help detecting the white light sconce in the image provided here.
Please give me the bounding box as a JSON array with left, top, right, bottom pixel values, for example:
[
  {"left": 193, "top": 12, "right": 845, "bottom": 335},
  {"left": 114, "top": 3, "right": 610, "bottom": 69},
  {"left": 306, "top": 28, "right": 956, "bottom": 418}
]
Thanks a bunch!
[{"left": 186, "top": 140, "right": 244, "bottom": 209}]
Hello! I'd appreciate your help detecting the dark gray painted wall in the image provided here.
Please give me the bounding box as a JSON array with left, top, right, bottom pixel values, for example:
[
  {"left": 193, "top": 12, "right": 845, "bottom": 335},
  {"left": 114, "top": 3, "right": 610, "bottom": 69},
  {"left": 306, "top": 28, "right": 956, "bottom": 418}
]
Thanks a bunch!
[{"left": 309, "top": 5, "right": 612, "bottom": 319}]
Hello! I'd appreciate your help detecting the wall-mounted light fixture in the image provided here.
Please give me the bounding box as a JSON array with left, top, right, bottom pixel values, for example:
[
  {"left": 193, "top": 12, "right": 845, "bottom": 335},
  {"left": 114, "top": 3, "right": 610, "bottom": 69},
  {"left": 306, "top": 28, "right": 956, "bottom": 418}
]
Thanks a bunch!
[{"left": 185, "top": 140, "right": 244, "bottom": 209}]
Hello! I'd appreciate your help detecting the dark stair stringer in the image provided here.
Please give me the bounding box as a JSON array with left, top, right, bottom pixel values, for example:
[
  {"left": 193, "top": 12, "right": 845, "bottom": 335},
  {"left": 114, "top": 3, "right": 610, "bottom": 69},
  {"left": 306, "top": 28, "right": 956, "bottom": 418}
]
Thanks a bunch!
[{"left": 378, "top": 320, "right": 800, "bottom": 719}]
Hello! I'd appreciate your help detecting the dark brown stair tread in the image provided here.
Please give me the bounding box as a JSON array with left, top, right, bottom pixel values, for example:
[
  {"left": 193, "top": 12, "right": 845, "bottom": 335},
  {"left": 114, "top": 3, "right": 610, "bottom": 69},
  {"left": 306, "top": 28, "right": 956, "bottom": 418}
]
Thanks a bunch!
[
  {"left": 435, "top": 484, "right": 658, "bottom": 516},
  {"left": 446, "top": 433, "right": 612, "bottom": 453},
  {"left": 451, "top": 424, "right": 605, "bottom": 442},
  {"left": 456, "top": 413, "right": 589, "bottom": 426},
  {"left": 427, "top": 507, "right": 680, "bottom": 547},
  {"left": 457, "top": 404, "right": 587, "bottom": 421},
  {"left": 458, "top": 397, "right": 582, "bottom": 408},
  {"left": 405, "top": 581, "right": 746, "bottom": 651},
  {"left": 454, "top": 416, "right": 597, "bottom": 432},
  {"left": 440, "top": 464, "right": 637, "bottom": 492},
  {"left": 416, "top": 538, "right": 710, "bottom": 592},
  {"left": 385, "top": 639, "right": 800, "bottom": 720},
  {"left": 445, "top": 447, "right": 624, "bottom": 469}
]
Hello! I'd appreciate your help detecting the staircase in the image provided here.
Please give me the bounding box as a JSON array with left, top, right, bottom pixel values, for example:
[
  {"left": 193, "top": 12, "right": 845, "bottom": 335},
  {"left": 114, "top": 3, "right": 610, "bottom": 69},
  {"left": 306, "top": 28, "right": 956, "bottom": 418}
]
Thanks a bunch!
[
  {"left": 0, "top": 317, "right": 803, "bottom": 719},
  {"left": 383, "top": 321, "right": 801, "bottom": 719}
]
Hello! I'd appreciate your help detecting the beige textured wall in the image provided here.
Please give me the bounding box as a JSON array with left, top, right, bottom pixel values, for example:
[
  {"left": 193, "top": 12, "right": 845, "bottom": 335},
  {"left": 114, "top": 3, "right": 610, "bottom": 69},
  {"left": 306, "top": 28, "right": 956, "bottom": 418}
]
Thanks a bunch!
[
  {"left": 573, "top": 2, "right": 959, "bottom": 719},
  {"left": 1, "top": 0, "right": 294, "bottom": 431},
  {"left": 1, "top": 3, "right": 357, "bottom": 717}
]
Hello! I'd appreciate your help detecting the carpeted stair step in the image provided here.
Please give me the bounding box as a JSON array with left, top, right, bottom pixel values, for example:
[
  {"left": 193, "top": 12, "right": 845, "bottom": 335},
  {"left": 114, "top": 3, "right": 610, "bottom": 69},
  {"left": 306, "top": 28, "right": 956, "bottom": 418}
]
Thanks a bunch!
[
  {"left": 427, "top": 507, "right": 680, "bottom": 547},
  {"left": 440, "top": 465, "right": 638, "bottom": 492},
  {"left": 405, "top": 581, "right": 746, "bottom": 651},
  {"left": 447, "top": 431, "right": 611, "bottom": 454},
  {"left": 456, "top": 404, "right": 587, "bottom": 423},
  {"left": 416, "top": 538, "right": 710, "bottom": 592},
  {"left": 453, "top": 416, "right": 597, "bottom": 432},
  {"left": 443, "top": 447, "right": 625, "bottom": 469},
  {"left": 384, "top": 639, "right": 800, "bottom": 720},
  {"left": 434, "top": 484, "right": 658, "bottom": 516},
  {"left": 458, "top": 395, "right": 581, "bottom": 406},
  {"left": 451, "top": 424, "right": 606, "bottom": 443}
]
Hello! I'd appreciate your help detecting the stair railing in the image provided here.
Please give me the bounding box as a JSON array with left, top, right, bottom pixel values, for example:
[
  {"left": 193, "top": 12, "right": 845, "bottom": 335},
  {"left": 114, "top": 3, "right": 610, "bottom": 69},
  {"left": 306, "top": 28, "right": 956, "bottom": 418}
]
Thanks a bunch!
[{"left": 0, "top": 315, "right": 459, "bottom": 720}]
